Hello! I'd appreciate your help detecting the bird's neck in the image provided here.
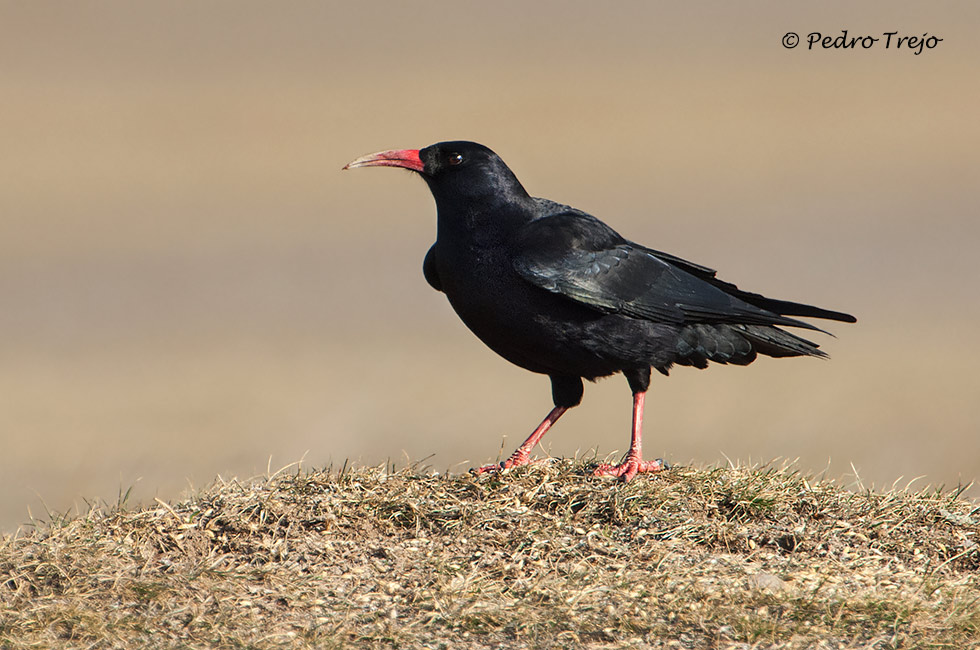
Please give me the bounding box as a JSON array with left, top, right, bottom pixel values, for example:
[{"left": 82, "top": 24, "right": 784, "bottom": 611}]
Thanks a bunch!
[{"left": 435, "top": 192, "right": 535, "bottom": 249}]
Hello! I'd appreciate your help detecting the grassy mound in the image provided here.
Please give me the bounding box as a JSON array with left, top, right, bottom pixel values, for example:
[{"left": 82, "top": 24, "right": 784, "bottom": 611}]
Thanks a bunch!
[{"left": 2, "top": 461, "right": 978, "bottom": 648}]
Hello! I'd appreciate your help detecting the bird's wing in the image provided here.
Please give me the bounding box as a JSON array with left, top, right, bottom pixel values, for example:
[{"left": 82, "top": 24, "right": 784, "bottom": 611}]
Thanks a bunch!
[
  {"left": 636, "top": 243, "right": 789, "bottom": 317},
  {"left": 644, "top": 246, "right": 856, "bottom": 323},
  {"left": 511, "top": 212, "right": 824, "bottom": 330}
]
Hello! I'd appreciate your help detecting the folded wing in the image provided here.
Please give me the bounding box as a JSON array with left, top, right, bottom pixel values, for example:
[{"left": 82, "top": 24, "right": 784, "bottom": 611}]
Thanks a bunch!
[{"left": 511, "top": 211, "right": 855, "bottom": 331}]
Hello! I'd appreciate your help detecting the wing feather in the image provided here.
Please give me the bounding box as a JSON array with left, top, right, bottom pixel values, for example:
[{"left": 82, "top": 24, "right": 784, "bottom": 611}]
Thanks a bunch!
[{"left": 511, "top": 212, "right": 831, "bottom": 331}]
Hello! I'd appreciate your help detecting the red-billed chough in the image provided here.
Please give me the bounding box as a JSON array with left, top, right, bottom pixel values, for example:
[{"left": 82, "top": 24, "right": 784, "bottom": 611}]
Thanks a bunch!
[{"left": 345, "top": 141, "right": 855, "bottom": 481}]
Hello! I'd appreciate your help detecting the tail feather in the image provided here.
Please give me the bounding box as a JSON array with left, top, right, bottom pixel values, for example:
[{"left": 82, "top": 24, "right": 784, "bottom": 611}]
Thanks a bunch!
[
  {"left": 674, "top": 323, "right": 826, "bottom": 369},
  {"left": 738, "top": 324, "right": 827, "bottom": 359}
]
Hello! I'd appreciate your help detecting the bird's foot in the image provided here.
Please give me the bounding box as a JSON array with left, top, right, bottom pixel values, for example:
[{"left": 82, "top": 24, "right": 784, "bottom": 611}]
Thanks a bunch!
[
  {"left": 473, "top": 454, "right": 553, "bottom": 475},
  {"left": 593, "top": 455, "right": 667, "bottom": 482}
]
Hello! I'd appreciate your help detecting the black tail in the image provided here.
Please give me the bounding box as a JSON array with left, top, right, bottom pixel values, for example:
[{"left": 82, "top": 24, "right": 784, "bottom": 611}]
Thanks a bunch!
[
  {"left": 674, "top": 323, "right": 827, "bottom": 371},
  {"left": 738, "top": 324, "right": 827, "bottom": 358}
]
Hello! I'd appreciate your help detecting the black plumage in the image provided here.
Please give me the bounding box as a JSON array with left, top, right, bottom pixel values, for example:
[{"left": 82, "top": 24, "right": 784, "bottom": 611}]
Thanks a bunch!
[{"left": 345, "top": 141, "right": 855, "bottom": 480}]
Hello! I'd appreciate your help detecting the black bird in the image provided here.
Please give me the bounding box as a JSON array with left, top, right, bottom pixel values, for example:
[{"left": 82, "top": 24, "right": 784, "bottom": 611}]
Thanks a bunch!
[{"left": 345, "top": 141, "right": 855, "bottom": 480}]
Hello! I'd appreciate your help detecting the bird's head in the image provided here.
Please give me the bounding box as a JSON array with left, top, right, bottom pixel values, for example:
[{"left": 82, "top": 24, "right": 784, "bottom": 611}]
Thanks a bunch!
[{"left": 344, "top": 141, "right": 530, "bottom": 209}]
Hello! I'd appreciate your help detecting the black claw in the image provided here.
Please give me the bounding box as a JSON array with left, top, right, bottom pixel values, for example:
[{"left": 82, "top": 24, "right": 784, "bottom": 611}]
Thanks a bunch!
[{"left": 656, "top": 458, "right": 671, "bottom": 470}]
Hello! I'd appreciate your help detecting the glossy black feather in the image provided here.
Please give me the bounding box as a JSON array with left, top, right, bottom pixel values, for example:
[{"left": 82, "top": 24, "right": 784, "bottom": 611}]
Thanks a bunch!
[
  {"left": 381, "top": 141, "right": 854, "bottom": 392},
  {"left": 511, "top": 209, "right": 832, "bottom": 332},
  {"left": 646, "top": 249, "right": 857, "bottom": 323}
]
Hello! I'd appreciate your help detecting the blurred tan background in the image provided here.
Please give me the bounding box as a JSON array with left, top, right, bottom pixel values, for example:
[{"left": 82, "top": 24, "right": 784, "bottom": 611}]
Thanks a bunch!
[{"left": 2, "top": 2, "right": 978, "bottom": 532}]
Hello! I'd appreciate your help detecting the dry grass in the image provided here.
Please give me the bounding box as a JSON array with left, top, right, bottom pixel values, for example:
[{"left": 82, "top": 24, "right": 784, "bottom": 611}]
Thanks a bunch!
[{"left": 1, "top": 459, "right": 978, "bottom": 649}]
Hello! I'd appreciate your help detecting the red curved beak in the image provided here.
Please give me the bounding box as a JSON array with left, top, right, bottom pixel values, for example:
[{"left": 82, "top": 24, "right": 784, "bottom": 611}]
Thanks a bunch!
[{"left": 343, "top": 149, "right": 424, "bottom": 172}]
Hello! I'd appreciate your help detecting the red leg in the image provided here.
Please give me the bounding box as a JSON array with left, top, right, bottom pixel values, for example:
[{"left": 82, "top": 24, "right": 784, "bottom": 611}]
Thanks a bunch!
[
  {"left": 475, "top": 406, "right": 568, "bottom": 474},
  {"left": 593, "top": 391, "right": 665, "bottom": 481}
]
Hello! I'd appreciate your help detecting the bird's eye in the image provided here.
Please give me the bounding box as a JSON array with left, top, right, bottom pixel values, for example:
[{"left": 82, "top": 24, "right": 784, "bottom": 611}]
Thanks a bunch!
[{"left": 448, "top": 153, "right": 464, "bottom": 166}]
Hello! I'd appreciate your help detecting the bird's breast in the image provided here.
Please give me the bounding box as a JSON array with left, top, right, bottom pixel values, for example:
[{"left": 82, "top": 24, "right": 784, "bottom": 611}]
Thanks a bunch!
[{"left": 430, "top": 243, "right": 631, "bottom": 378}]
